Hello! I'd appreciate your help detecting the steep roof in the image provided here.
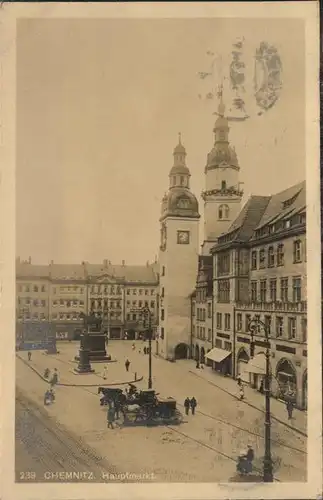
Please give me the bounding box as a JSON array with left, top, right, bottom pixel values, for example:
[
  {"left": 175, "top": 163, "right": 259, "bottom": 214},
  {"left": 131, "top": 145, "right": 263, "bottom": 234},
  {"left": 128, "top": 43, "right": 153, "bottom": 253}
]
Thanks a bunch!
[
  {"left": 255, "top": 181, "right": 305, "bottom": 230},
  {"left": 85, "top": 263, "right": 158, "bottom": 283},
  {"left": 16, "top": 261, "right": 159, "bottom": 284},
  {"left": 16, "top": 262, "right": 49, "bottom": 278},
  {"left": 212, "top": 181, "right": 306, "bottom": 252},
  {"left": 49, "top": 264, "right": 86, "bottom": 280},
  {"left": 226, "top": 196, "right": 270, "bottom": 241}
]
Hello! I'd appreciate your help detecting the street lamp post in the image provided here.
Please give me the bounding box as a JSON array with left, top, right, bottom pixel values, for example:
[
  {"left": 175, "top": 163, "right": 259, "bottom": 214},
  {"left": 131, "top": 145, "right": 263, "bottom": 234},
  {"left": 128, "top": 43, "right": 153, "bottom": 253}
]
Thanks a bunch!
[
  {"left": 248, "top": 316, "right": 273, "bottom": 483},
  {"left": 131, "top": 306, "right": 153, "bottom": 389}
]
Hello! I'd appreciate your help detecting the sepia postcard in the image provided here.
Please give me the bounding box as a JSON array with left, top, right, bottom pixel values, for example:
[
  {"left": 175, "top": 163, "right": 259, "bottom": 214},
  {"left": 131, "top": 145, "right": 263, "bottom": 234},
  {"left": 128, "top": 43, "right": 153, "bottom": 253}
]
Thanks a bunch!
[{"left": 0, "top": 2, "right": 321, "bottom": 500}]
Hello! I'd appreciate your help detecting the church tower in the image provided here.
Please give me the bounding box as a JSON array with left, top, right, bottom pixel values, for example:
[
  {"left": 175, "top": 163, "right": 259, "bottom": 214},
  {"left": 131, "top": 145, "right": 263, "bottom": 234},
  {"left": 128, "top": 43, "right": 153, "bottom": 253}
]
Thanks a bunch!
[
  {"left": 201, "top": 94, "right": 243, "bottom": 255},
  {"left": 158, "top": 135, "right": 200, "bottom": 360}
]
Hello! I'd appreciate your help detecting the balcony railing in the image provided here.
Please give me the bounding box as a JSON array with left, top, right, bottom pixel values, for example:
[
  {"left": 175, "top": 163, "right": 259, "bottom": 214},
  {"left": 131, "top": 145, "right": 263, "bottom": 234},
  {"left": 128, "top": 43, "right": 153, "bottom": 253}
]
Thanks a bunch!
[{"left": 235, "top": 301, "right": 307, "bottom": 313}]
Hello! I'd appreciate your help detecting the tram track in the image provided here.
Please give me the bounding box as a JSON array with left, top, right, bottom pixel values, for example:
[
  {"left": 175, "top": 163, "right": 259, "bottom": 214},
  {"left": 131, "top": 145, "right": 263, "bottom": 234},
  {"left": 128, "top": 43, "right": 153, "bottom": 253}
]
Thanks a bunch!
[{"left": 17, "top": 353, "right": 306, "bottom": 470}]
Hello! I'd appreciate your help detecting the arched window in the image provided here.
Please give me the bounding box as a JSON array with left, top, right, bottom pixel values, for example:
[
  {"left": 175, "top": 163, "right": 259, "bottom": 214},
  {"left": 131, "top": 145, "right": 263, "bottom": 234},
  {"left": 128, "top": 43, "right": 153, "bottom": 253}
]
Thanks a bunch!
[
  {"left": 221, "top": 180, "right": 226, "bottom": 190},
  {"left": 180, "top": 176, "right": 184, "bottom": 186},
  {"left": 219, "top": 204, "right": 229, "bottom": 220},
  {"left": 172, "top": 176, "right": 176, "bottom": 186}
]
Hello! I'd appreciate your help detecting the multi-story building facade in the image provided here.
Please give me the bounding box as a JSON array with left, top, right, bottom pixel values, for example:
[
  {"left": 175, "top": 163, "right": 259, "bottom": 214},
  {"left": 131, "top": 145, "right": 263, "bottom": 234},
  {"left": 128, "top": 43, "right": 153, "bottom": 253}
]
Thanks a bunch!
[
  {"left": 191, "top": 256, "right": 213, "bottom": 363},
  {"left": 208, "top": 181, "right": 307, "bottom": 409},
  {"left": 16, "top": 258, "right": 159, "bottom": 341}
]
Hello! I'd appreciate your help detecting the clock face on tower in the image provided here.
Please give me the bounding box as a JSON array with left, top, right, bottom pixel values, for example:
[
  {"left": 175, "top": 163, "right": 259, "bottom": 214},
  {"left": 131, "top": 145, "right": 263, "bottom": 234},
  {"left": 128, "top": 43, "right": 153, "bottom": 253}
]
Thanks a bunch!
[{"left": 177, "top": 230, "right": 190, "bottom": 245}]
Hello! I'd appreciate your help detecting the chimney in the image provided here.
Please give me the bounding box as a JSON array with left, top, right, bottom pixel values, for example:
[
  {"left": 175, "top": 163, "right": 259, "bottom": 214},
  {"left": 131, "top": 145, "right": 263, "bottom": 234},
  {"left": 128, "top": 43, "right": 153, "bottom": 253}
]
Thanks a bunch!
[
  {"left": 122, "top": 260, "right": 125, "bottom": 266},
  {"left": 146, "top": 260, "right": 149, "bottom": 267},
  {"left": 28, "top": 256, "right": 31, "bottom": 264},
  {"left": 50, "top": 260, "right": 54, "bottom": 265},
  {"left": 103, "top": 259, "right": 108, "bottom": 267}
]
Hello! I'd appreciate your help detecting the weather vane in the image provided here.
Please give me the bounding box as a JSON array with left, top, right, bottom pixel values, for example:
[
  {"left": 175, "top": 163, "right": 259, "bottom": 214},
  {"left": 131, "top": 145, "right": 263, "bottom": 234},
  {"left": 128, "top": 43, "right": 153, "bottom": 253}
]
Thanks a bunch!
[{"left": 197, "top": 37, "right": 283, "bottom": 122}]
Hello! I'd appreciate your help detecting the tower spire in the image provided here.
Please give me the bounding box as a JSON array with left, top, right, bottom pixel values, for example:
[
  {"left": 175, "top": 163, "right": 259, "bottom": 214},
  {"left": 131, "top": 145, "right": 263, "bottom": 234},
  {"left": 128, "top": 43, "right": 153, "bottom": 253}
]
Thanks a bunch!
[
  {"left": 178, "top": 132, "right": 182, "bottom": 144},
  {"left": 217, "top": 82, "right": 225, "bottom": 117}
]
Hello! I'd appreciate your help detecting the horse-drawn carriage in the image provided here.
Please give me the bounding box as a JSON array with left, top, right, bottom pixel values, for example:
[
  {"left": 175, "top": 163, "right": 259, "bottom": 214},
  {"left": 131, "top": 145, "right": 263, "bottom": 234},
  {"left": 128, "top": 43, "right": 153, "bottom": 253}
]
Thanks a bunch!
[{"left": 98, "top": 385, "right": 182, "bottom": 426}]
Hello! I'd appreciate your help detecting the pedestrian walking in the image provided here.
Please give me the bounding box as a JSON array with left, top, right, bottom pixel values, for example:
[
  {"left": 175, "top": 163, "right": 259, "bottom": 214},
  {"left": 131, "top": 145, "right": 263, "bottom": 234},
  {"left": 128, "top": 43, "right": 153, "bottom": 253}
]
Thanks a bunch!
[
  {"left": 286, "top": 400, "right": 294, "bottom": 420},
  {"left": 107, "top": 406, "right": 115, "bottom": 429},
  {"left": 239, "top": 385, "right": 245, "bottom": 400},
  {"left": 132, "top": 343, "right": 135, "bottom": 351},
  {"left": 237, "top": 374, "right": 242, "bottom": 386},
  {"left": 50, "top": 368, "right": 58, "bottom": 388},
  {"left": 102, "top": 365, "right": 108, "bottom": 380},
  {"left": 184, "top": 397, "right": 190, "bottom": 416},
  {"left": 27, "top": 351, "right": 32, "bottom": 361},
  {"left": 259, "top": 379, "right": 264, "bottom": 394},
  {"left": 143, "top": 347, "right": 147, "bottom": 355},
  {"left": 196, "top": 361, "right": 200, "bottom": 369},
  {"left": 114, "top": 401, "right": 120, "bottom": 420},
  {"left": 125, "top": 359, "right": 130, "bottom": 372},
  {"left": 190, "top": 397, "right": 197, "bottom": 415}
]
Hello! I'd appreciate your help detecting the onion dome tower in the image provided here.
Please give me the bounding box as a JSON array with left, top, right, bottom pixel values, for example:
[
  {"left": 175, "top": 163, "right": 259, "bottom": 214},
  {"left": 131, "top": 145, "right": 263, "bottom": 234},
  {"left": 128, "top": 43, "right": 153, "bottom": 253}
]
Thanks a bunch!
[
  {"left": 158, "top": 134, "right": 200, "bottom": 361},
  {"left": 201, "top": 92, "right": 243, "bottom": 255}
]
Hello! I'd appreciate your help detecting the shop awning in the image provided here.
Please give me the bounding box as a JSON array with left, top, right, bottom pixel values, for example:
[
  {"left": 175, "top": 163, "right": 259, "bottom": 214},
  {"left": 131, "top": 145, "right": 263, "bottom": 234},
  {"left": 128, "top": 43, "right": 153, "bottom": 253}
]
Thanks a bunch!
[
  {"left": 206, "top": 347, "right": 231, "bottom": 363},
  {"left": 245, "top": 353, "right": 266, "bottom": 374}
]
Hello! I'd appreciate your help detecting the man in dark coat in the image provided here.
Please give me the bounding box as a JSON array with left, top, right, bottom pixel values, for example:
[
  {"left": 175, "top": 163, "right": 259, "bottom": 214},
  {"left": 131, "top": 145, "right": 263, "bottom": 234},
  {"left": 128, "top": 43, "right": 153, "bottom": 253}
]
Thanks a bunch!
[
  {"left": 190, "top": 397, "right": 197, "bottom": 415},
  {"left": 125, "top": 359, "right": 130, "bottom": 372},
  {"left": 184, "top": 397, "right": 190, "bottom": 415}
]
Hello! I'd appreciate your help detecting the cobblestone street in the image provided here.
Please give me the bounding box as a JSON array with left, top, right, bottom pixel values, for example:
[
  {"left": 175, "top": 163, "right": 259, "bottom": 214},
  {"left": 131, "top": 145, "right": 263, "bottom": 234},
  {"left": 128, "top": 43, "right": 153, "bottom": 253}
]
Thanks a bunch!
[{"left": 15, "top": 340, "right": 307, "bottom": 482}]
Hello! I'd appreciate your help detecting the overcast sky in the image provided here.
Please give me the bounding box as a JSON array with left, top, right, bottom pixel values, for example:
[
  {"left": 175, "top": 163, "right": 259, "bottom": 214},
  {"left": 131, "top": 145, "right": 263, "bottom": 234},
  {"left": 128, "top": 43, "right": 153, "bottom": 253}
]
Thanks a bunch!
[{"left": 16, "top": 17, "right": 305, "bottom": 265}]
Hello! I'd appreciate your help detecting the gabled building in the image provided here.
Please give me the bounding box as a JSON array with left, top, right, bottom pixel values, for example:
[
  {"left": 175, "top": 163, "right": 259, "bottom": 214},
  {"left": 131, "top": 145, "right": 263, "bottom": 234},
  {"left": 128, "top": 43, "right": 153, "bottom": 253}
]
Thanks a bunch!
[{"left": 206, "top": 181, "right": 307, "bottom": 409}]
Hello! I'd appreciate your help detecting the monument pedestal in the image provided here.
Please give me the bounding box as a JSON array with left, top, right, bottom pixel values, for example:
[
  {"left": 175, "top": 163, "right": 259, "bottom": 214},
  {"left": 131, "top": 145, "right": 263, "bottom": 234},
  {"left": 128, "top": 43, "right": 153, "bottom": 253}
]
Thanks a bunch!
[
  {"left": 74, "top": 348, "right": 95, "bottom": 374},
  {"left": 46, "top": 339, "right": 58, "bottom": 354}
]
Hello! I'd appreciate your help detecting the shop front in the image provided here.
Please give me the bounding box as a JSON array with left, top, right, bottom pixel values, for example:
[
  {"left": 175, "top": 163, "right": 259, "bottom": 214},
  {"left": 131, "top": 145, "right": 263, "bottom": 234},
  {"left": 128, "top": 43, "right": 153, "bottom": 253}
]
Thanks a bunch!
[
  {"left": 243, "top": 352, "right": 266, "bottom": 389},
  {"left": 205, "top": 347, "right": 232, "bottom": 376}
]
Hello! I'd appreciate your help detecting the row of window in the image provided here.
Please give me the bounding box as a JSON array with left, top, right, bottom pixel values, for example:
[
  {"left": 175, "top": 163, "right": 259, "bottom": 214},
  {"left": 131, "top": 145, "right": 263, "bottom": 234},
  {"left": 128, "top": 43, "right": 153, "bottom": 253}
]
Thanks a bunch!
[
  {"left": 125, "top": 313, "right": 154, "bottom": 322},
  {"left": 52, "top": 300, "right": 85, "bottom": 307},
  {"left": 90, "top": 300, "right": 122, "bottom": 309},
  {"left": 215, "top": 339, "right": 232, "bottom": 351},
  {"left": 254, "top": 212, "right": 305, "bottom": 239},
  {"left": 18, "top": 298, "right": 47, "bottom": 307},
  {"left": 251, "top": 277, "right": 302, "bottom": 302},
  {"left": 213, "top": 311, "right": 307, "bottom": 342},
  {"left": 251, "top": 240, "right": 304, "bottom": 270},
  {"left": 18, "top": 285, "right": 47, "bottom": 293},
  {"left": 193, "top": 326, "right": 212, "bottom": 342},
  {"left": 126, "top": 300, "right": 155, "bottom": 309},
  {"left": 195, "top": 289, "right": 208, "bottom": 303},
  {"left": 216, "top": 312, "right": 232, "bottom": 331},
  {"left": 126, "top": 289, "right": 155, "bottom": 296},
  {"left": 17, "top": 313, "right": 47, "bottom": 320},
  {"left": 217, "top": 280, "right": 230, "bottom": 303},
  {"left": 18, "top": 284, "right": 156, "bottom": 296},
  {"left": 89, "top": 285, "right": 122, "bottom": 295},
  {"left": 193, "top": 304, "right": 212, "bottom": 321}
]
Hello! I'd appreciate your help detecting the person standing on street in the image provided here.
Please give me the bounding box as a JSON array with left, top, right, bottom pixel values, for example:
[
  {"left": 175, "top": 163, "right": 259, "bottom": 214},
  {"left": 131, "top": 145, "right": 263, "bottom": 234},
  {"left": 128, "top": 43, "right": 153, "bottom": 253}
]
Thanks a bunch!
[
  {"left": 102, "top": 365, "right": 108, "bottom": 380},
  {"left": 125, "top": 359, "right": 130, "bottom": 372},
  {"left": 184, "top": 397, "right": 190, "bottom": 416},
  {"left": 28, "top": 351, "right": 32, "bottom": 361},
  {"left": 107, "top": 406, "right": 115, "bottom": 429},
  {"left": 50, "top": 368, "right": 58, "bottom": 388},
  {"left": 237, "top": 374, "right": 242, "bottom": 386},
  {"left": 286, "top": 399, "right": 294, "bottom": 420},
  {"left": 190, "top": 397, "right": 197, "bottom": 415},
  {"left": 239, "top": 385, "right": 245, "bottom": 400}
]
